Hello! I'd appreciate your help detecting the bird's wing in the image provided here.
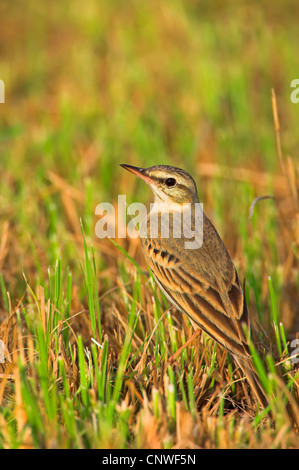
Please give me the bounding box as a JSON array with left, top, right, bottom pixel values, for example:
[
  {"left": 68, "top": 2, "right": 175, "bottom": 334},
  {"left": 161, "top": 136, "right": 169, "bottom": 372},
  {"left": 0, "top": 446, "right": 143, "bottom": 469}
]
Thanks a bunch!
[{"left": 142, "top": 216, "right": 250, "bottom": 359}]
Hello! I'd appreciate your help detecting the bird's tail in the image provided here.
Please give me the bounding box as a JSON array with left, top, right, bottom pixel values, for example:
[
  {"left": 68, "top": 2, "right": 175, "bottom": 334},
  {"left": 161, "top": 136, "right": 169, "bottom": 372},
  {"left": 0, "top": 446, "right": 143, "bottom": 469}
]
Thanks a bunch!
[{"left": 234, "top": 356, "right": 269, "bottom": 410}]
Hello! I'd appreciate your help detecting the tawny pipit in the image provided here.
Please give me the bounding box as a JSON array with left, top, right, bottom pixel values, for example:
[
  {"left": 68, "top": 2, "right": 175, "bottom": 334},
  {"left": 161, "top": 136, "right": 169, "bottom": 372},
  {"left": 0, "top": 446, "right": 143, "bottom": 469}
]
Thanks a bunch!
[{"left": 121, "top": 164, "right": 268, "bottom": 409}]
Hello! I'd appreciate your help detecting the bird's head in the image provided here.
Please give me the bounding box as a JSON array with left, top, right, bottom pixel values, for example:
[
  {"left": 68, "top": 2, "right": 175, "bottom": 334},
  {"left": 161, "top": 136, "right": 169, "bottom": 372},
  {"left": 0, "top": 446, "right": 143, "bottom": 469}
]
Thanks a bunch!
[{"left": 120, "top": 164, "right": 199, "bottom": 205}]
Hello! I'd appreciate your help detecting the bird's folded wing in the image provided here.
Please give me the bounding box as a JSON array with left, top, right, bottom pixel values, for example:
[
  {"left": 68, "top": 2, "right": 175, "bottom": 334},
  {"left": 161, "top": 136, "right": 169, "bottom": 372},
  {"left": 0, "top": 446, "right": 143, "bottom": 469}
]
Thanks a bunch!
[{"left": 146, "top": 244, "right": 250, "bottom": 359}]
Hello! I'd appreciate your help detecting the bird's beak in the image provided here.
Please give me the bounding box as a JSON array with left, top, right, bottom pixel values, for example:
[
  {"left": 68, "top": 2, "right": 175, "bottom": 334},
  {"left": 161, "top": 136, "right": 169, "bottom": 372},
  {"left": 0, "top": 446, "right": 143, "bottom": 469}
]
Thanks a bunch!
[{"left": 120, "top": 164, "right": 154, "bottom": 185}]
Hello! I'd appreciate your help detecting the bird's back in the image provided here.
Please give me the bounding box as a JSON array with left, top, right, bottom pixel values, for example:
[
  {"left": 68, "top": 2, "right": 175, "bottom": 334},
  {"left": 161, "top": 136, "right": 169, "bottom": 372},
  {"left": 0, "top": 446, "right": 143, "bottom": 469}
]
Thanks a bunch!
[{"left": 140, "top": 207, "right": 251, "bottom": 360}]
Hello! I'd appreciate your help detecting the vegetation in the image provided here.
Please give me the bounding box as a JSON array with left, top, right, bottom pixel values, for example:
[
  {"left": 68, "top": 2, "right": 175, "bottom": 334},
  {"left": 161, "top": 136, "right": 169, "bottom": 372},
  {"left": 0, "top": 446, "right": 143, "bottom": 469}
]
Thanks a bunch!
[{"left": 0, "top": 0, "right": 298, "bottom": 448}]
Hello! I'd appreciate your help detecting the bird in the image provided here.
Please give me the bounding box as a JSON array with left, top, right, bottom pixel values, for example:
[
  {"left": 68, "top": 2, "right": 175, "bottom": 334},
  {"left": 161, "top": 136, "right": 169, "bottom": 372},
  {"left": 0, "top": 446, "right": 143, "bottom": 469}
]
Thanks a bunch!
[{"left": 120, "top": 163, "right": 269, "bottom": 409}]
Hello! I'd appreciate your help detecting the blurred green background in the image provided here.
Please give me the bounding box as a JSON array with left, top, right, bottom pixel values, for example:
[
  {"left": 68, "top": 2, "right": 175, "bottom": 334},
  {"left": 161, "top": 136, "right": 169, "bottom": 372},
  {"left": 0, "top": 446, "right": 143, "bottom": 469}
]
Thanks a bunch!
[{"left": 0, "top": 0, "right": 298, "bottom": 308}]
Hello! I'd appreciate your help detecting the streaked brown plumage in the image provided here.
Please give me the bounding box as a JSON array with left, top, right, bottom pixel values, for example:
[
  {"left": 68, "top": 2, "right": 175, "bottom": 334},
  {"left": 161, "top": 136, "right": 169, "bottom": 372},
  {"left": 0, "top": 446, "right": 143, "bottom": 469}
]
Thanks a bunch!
[{"left": 121, "top": 164, "right": 268, "bottom": 409}]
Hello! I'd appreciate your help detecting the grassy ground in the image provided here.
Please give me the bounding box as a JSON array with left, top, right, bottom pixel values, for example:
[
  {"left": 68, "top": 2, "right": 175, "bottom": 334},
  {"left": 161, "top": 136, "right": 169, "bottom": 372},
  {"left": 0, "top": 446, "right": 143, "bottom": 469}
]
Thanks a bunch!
[{"left": 0, "top": 0, "right": 298, "bottom": 448}]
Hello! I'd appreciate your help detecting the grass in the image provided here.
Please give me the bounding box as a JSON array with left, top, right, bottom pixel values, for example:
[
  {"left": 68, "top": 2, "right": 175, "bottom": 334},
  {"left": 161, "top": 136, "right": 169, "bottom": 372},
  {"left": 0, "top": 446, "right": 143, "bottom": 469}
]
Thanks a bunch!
[{"left": 0, "top": 0, "right": 299, "bottom": 448}]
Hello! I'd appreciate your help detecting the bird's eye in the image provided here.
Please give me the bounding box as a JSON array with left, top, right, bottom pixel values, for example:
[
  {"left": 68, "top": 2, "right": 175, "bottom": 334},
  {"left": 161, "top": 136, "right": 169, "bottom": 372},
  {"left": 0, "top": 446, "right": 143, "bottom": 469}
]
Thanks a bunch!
[{"left": 164, "top": 177, "right": 177, "bottom": 188}]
